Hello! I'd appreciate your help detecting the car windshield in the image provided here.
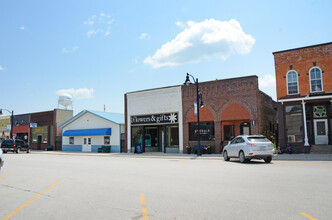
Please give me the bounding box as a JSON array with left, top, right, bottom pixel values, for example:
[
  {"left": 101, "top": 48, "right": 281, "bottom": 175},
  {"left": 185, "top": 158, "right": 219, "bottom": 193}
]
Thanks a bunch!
[{"left": 247, "top": 137, "right": 270, "bottom": 143}]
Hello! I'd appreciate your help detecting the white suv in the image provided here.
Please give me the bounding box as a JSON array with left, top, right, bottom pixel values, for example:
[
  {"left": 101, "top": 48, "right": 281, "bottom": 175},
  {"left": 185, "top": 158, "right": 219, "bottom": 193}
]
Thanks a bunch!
[{"left": 223, "top": 135, "right": 275, "bottom": 163}]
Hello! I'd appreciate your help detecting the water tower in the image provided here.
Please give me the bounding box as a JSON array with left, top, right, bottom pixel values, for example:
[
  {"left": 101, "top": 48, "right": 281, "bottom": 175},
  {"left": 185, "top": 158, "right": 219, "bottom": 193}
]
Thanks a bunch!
[{"left": 58, "top": 94, "right": 73, "bottom": 110}]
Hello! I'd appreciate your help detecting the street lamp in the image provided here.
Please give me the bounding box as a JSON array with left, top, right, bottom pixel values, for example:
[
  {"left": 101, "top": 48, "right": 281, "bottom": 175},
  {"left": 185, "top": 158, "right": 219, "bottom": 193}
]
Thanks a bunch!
[
  {"left": 184, "top": 73, "right": 204, "bottom": 156},
  {"left": 0, "top": 109, "right": 14, "bottom": 139}
]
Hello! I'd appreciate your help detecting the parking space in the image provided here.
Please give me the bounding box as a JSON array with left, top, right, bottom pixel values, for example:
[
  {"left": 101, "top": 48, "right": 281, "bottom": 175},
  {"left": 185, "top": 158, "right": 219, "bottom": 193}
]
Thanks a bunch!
[{"left": 0, "top": 153, "right": 331, "bottom": 219}]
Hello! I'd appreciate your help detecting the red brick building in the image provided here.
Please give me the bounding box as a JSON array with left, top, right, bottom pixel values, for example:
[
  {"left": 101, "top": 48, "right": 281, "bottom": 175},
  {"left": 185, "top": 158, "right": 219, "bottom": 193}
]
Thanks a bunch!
[
  {"left": 273, "top": 42, "right": 332, "bottom": 153},
  {"left": 182, "top": 75, "right": 276, "bottom": 153}
]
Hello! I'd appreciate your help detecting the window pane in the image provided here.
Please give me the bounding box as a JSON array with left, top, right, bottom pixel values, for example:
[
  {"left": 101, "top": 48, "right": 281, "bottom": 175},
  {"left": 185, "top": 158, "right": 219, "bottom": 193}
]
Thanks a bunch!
[
  {"left": 131, "top": 127, "right": 143, "bottom": 147},
  {"left": 287, "top": 71, "right": 298, "bottom": 94},
  {"left": 189, "top": 122, "right": 215, "bottom": 141},
  {"left": 286, "top": 105, "right": 303, "bottom": 143},
  {"left": 104, "top": 136, "right": 110, "bottom": 145},
  {"left": 316, "top": 122, "right": 326, "bottom": 135}
]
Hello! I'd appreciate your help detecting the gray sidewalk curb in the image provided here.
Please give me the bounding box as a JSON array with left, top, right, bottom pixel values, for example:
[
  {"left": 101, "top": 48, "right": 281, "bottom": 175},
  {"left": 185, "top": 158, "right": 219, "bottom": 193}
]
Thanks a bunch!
[{"left": 30, "top": 151, "right": 332, "bottom": 161}]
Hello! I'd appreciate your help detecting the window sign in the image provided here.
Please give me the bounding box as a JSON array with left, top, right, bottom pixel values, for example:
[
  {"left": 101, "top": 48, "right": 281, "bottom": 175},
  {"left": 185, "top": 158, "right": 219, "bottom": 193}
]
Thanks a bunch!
[
  {"left": 313, "top": 106, "right": 326, "bottom": 118},
  {"left": 131, "top": 113, "right": 178, "bottom": 125},
  {"left": 30, "top": 123, "right": 38, "bottom": 128}
]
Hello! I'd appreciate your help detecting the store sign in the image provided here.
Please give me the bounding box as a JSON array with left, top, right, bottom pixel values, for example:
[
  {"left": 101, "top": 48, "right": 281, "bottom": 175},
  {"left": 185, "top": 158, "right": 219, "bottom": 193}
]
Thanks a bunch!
[
  {"left": 131, "top": 113, "right": 178, "bottom": 125},
  {"left": 30, "top": 123, "right": 38, "bottom": 128},
  {"left": 7, "top": 123, "right": 11, "bottom": 131}
]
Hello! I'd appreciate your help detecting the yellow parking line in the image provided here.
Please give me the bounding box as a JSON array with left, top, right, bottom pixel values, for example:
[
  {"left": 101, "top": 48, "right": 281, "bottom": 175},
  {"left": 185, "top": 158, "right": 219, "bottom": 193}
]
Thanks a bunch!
[
  {"left": 300, "top": 212, "right": 318, "bottom": 220},
  {"left": 2, "top": 181, "right": 60, "bottom": 220},
  {"left": 140, "top": 194, "right": 149, "bottom": 220},
  {"left": 0, "top": 174, "right": 10, "bottom": 179}
]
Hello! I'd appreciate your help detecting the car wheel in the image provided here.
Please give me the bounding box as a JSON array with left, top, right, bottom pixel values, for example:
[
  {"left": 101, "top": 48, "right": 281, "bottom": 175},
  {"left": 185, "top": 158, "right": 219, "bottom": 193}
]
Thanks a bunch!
[
  {"left": 223, "top": 151, "right": 230, "bottom": 161},
  {"left": 27, "top": 149, "right": 31, "bottom": 153},
  {"left": 239, "top": 151, "right": 247, "bottom": 163},
  {"left": 264, "top": 157, "right": 272, "bottom": 163},
  {"left": 16, "top": 148, "right": 20, "bottom": 154},
  {"left": 3, "top": 151, "right": 7, "bottom": 153}
]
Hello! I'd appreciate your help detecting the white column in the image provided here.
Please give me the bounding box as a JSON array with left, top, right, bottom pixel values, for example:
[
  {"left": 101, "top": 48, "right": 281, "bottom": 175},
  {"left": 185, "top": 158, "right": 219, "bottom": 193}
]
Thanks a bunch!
[{"left": 302, "top": 100, "right": 309, "bottom": 146}]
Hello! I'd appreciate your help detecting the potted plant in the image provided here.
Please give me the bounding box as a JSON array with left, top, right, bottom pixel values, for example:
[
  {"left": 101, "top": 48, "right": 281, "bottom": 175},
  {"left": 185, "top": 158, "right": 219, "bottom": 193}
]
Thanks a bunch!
[
  {"left": 186, "top": 146, "right": 191, "bottom": 154},
  {"left": 204, "top": 145, "right": 212, "bottom": 154}
]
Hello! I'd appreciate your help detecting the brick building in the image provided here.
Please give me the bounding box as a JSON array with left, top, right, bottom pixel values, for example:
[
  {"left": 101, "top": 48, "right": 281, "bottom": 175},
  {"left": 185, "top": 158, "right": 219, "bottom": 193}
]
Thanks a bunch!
[
  {"left": 182, "top": 75, "right": 276, "bottom": 153},
  {"left": 30, "top": 109, "right": 73, "bottom": 150},
  {"left": 273, "top": 42, "right": 332, "bottom": 153}
]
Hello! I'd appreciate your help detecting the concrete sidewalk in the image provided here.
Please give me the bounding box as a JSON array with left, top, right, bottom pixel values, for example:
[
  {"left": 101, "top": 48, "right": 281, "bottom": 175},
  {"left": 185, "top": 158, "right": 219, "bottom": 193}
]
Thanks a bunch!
[{"left": 31, "top": 151, "right": 332, "bottom": 161}]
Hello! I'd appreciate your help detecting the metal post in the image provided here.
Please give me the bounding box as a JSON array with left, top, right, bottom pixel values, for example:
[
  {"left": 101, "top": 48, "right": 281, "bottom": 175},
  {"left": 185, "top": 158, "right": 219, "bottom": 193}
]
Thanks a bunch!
[
  {"left": 196, "top": 79, "right": 201, "bottom": 156},
  {"left": 11, "top": 110, "right": 13, "bottom": 139}
]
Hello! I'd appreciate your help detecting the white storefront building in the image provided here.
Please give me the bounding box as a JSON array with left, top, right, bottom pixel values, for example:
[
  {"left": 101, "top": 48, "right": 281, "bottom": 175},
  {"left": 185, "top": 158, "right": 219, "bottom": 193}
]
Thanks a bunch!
[
  {"left": 60, "top": 110, "right": 124, "bottom": 153},
  {"left": 125, "top": 86, "right": 184, "bottom": 153}
]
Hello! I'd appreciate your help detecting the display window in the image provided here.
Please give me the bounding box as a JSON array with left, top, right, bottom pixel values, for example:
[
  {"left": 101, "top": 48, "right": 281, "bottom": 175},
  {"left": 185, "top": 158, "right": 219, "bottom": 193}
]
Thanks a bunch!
[{"left": 189, "top": 122, "right": 215, "bottom": 141}]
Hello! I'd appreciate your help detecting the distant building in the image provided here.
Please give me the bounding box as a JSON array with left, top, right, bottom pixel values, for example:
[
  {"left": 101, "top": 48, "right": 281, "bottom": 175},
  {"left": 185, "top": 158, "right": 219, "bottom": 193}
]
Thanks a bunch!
[
  {"left": 0, "top": 115, "right": 11, "bottom": 140},
  {"left": 60, "top": 110, "right": 124, "bottom": 153},
  {"left": 29, "top": 109, "right": 73, "bottom": 150},
  {"left": 273, "top": 42, "right": 332, "bottom": 153}
]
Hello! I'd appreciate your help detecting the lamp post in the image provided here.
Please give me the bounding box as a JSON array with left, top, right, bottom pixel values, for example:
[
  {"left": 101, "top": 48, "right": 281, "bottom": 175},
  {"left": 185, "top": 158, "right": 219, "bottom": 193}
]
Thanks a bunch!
[
  {"left": 0, "top": 109, "right": 14, "bottom": 139},
  {"left": 184, "top": 73, "right": 204, "bottom": 156}
]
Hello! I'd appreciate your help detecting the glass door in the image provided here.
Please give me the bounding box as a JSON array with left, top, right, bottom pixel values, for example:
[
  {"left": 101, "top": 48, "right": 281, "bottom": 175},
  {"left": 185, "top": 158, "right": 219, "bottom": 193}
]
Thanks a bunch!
[{"left": 314, "top": 119, "right": 328, "bottom": 145}]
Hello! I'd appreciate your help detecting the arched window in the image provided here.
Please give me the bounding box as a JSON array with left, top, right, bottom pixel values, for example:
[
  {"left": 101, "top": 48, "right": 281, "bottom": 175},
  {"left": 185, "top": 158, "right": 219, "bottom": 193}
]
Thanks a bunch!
[
  {"left": 287, "top": 70, "right": 298, "bottom": 95},
  {"left": 310, "top": 67, "right": 323, "bottom": 92}
]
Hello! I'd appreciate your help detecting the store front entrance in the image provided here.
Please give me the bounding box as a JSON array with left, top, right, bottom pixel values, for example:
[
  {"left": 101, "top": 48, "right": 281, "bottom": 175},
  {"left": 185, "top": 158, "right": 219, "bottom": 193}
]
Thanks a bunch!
[
  {"left": 131, "top": 125, "right": 179, "bottom": 153},
  {"left": 314, "top": 119, "right": 328, "bottom": 145}
]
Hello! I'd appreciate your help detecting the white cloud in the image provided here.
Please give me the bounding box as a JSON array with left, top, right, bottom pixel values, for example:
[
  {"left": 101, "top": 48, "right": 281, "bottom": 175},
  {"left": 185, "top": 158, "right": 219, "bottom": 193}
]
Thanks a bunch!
[
  {"left": 62, "top": 46, "right": 79, "bottom": 53},
  {"left": 0, "top": 65, "right": 4, "bottom": 71},
  {"left": 19, "top": 25, "right": 26, "bottom": 30},
  {"left": 56, "top": 88, "right": 94, "bottom": 99},
  {"left": 175, "top": 21, "right": 185, "bottom": 28},
  {"left": 139, "top": 33, "right": 149, "bottom": 40},
  {"left": 259, "top": 73, "right": 276, "bottom": 88},
  {"left": 144, "top": 19, "right": 255, "bottom": 68},
  {"left": 84, "top": 12, "right": 114, "bottom": 38},
  {"left": 83, "top": 15, "right": 96, "bottom": 25}
]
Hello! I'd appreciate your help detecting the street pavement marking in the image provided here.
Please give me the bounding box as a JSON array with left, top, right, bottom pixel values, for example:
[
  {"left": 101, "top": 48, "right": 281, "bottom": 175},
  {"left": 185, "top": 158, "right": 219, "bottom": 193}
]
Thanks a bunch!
[
  {"left": 300, "top": 212, "right": 318, "bottom": 220},
  {"left": 0, "top": 174, "right": 10, "bottom": 179},
  {"left": 2, "top": 181, "right": 60, "bottom": 220},
  {"left": 140, "top": 194, "right": 149, "bottom": 220}
]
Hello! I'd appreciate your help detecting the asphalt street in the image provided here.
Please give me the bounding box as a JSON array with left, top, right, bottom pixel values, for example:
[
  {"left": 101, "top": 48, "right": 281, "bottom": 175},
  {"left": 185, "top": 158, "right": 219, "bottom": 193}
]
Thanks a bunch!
[{"left": 1, "top": 153, "right": 331, "bottom": 220}]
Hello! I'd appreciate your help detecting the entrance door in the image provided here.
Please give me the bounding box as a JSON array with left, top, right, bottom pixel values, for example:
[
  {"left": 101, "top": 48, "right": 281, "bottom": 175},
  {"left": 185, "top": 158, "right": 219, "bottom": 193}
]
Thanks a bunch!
[
  {"left": 83, "top": 137, "right": 92, "bottom": 152},
  {"left": 37, "top": 135, "right": 42, "bottom": 150},
  {"left": 314, "top": 119, "right": 328, "bottom": 145}
]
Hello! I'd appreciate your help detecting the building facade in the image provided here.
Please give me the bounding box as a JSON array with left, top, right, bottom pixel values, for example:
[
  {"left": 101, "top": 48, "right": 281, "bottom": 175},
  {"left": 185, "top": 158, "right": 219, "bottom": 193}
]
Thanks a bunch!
[
  {"left": 0, "top": 116, "right": 11, "bottom": 140},
  {"left": 273, "top": 42, "right": 332, "bottom": 153},
  {"left": 125, "top": 76, "right": 276, "bottom": 154},
  {"left": 182, "top": 76, "right": 276, "bottom": 153},
  {"left": 12, "top": 114, "right": 30, "bottom": 142},
  {"left": 125, "top": 86, "right": 184, "bottom": 153},
  {"left": 60, "top": 110, "right": 124, "bottom": 153},
  {"left": 29, "top": 109, "right": 73, "bottom": 150}
]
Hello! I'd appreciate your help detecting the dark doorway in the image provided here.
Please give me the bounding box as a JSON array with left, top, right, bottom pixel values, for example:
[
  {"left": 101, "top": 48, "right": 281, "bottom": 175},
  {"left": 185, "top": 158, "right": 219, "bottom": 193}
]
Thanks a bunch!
[{"left": 37, "top": 135, "right": 42, "bottom": 150}]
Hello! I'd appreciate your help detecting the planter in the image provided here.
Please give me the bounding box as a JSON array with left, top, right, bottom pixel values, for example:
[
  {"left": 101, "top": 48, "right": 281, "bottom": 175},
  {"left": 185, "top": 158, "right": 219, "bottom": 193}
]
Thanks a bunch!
[{"left": 187, "top": 147, "right": 191, "bottom": 154}]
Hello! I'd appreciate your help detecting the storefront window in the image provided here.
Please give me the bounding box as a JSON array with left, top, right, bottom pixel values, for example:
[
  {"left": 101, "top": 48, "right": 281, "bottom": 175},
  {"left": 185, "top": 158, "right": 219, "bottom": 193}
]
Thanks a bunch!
[
  {"left": 131, "top": 127, "right": 143, "bottom": 147},
  {"left": 189, "top": 122, "right": 215, "bottom": 141},
  {"left": 167, "top": 126, "right": 179, "bottom": 147},
  {"left": 145, "top": 127, "right": 158, "bottom": 147},
  {"left": 285, "top": 105, "right": 303, "bottom": 143},
  {"left": 31, "top": 126, "right": 48, "bottom": 144},
  {"left": 223, "top": 125, "right": 234, "bottom": 140}
]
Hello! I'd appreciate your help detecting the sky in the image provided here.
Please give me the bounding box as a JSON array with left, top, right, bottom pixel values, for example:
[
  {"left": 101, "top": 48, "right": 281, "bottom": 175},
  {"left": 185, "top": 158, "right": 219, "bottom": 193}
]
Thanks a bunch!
[{"left": 0, "top": 0, "right": 331, "bottom": 115}]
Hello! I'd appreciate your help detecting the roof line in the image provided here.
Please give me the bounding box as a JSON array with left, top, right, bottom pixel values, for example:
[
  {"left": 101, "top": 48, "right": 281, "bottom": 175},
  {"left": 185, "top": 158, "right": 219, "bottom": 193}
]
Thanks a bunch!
[{"left": 272, "top": 42, "right": 332, "bottom": 54}]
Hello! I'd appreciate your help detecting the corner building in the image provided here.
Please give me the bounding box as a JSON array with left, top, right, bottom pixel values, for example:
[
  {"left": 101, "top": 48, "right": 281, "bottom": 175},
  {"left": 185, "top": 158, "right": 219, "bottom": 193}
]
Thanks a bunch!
[{"left": 273, "top": 42, "right": 332, "bottom": 153}]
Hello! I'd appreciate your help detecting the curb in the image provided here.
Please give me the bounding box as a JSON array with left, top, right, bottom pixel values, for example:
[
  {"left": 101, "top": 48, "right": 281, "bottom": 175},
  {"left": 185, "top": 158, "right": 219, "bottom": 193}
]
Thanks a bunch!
[{"left": 30, "top": 151, "right": 332, "bottom": 161}]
